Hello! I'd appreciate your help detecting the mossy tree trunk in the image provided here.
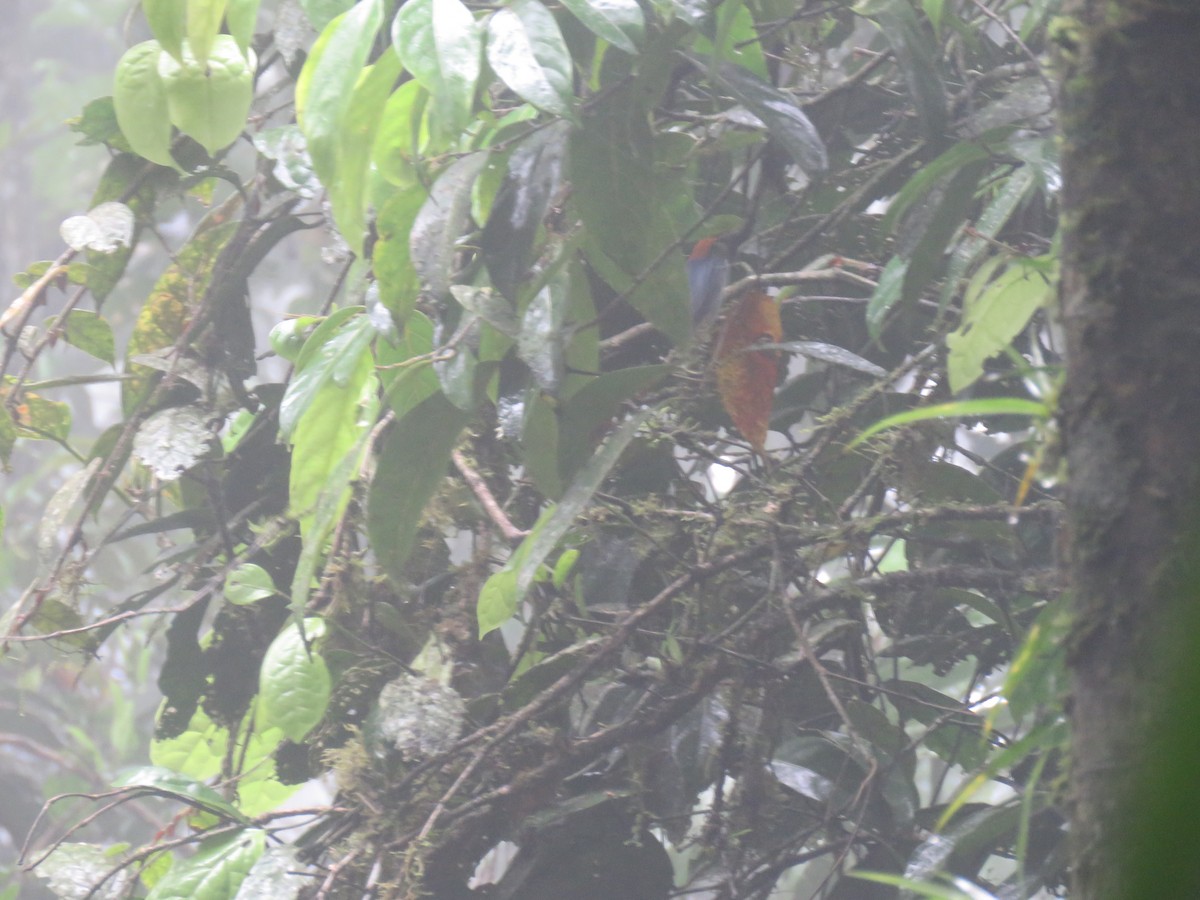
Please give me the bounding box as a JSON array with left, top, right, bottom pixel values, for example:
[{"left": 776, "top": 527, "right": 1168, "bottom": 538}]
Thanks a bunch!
[{"left": 1059, "top": 2, "right": 1200, "bottom": 896}]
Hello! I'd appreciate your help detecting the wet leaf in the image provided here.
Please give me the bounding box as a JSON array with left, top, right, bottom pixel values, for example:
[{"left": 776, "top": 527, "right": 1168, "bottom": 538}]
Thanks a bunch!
[
  {"left": 517, "top": 278, "right": 567, "bottom": 395},
  {"left": 296, "top": 0, "right": 384, "bottom": 187},
  {"left": 486, "top": 0, "right": 575, "bottom": 118},
  {"left": 392, "top": 0, "right": 482, "bottom": 141},
  {"left": 558, "top": 0, "right": 643, "bottom": 53},
  {"left": 133, "top": 407, "right": 214, "bottom": 480},
  {"left": 409, "top": 153, "right": 485, "bottom": 300},
  {"left": 855, "top": 0, "right": 947, "bottom": 138},
  {"left": 60, "top": 202, "right": 135, "bottom": 253},
  {"left": 481, "top": 121, "right": 568, "bottom": 300},
  {"left": 699, "top": 58, "right": 828, "bottom": 174}
]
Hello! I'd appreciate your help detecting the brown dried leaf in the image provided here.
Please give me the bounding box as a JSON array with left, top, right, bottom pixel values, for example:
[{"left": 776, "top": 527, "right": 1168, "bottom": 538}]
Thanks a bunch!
[{"left": 715, "top": 290, "right": 782, "bottom": 455}]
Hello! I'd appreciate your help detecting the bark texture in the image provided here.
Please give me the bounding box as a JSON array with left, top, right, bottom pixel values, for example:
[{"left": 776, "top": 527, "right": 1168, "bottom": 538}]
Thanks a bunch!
[{"left": 1059, "top": 1, "right": 1200, "bottom": 896}]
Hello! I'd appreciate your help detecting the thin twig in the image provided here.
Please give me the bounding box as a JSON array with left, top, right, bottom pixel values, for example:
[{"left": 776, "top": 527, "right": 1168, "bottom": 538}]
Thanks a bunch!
[{"left": 452, "top": 449, "right": 528, "bottom": 542}]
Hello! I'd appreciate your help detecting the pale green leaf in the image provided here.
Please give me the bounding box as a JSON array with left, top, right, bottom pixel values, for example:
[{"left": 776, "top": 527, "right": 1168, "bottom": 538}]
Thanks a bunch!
[
  {"left": 143, "top": 0, "right": 186, "bottom": 59},
  {"left": 258, "top": 619, "right": 331, "bottom": 742},
  {"left": 224, "top": 564, "right": 277, "bottom": 605},
  {"left": 848, "top": 398, "right": 1050, "bottom": 449},
  {"left": 226, "top": 0, "right": 262, "bottom": 56},
  {"left": 279, "top": 311, "right": 372, "bottom": 439},
  {"left": 113, "top": 40, "right": 175, "bottom": 167},
  {"left": 393, "top": 0, "right": 482, "bottom": 140},
  {"left": 296, "top": 0, "right": 384, "bottom": 186},
  {"left": 331, "top": 52, "right": 403, "bottom": 255},
  {"left": 946, "top": 261, "right": 1054, "bottom": 392},
  {"left": 187, "top": 0, "right": 229, "bottom": 64},
  {"left": 558, "top": 0, "right": 643, "bottom": 54},
  {"left": 158, "top": 36, "right": 255, "bottom": 155},
  {"left": 486, "top": 0, "right": 575, "bottom": 118}
]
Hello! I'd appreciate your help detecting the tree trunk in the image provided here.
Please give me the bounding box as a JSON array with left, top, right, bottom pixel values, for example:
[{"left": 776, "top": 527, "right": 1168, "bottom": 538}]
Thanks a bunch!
[{"left": 1059, "top": 2, "right": 1200, "bottom": 896}]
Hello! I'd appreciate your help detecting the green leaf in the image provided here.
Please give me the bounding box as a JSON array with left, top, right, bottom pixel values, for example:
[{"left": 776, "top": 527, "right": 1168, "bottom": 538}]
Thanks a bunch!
[
  {"left": 143, "top": 0, "right": 186, "bottom": 59},
  {"left": 410, "top": 153, "right": 486, "bottom": 301},
  {"left": 374, "top": 187, "right": 426, "bottom": 321},
  {"left": 151, "top": 706, "right": 224, "bottom": 779},
  {"left": 226, "top": 0, "right": 261, "bottom": 56},
  {"left": 900, "top": 159, "right": 988, "bottom": 317},
  {"left": 146, "top": 829, "right": 265, "bottom": 900},
  {"left": 699, "top": 58, "right": 828, "bottom": 173},
  {"left": 279, "top": 312, "right": 372, "bottom": 439},
  {"left": 558, "top": 0, "right": 644, "bottom": 54},
  {"left": 187, "top": 0, "right": 230, "bottom": 65},
  {"left": 296, "top": 0, "right": 385, "bottom": 188},
  {"left": 69, "top": 96, "right": 127, "bottom": 149},
  {"left": 367, "top": 392, "right": 470, "bottom": 585},
  {"left": 855, "top": 0, "right": 947, "bottom": 138},
  {"left": 882, "top": 140, "right": 995, "bottom": 236},
  {"left": 848, "top": 397, "right": 1050, "bottom": 448},
  {"left": 393, "top": 0, "right": 483, "bottom": 141},
  {"left": 481, "top": 121, "right": 569, "bottom": 300},
  {"left": 866, "top": 255, "right": 907, "bottom": 339},
  {"left": 158, "top": 36, "right": 255, "bottom": 156},
  {"left": 571, "top": 96, "right": 690, "bottom": 344},
  {"left": 940, "top": 165, "right": 1037, "bottom": 311},
  {"left": 113, "top": 40, "right": 175, "bottom": 167},
  {"left": 486, "top": 0, "right": 576, "bottom": 118},
  {"left": 332, "top": 52, "right": 403, "bottom": 256},
  {"left": 518, "top": 277, "right": 567, "bottom": 395},
  {"left": 946, "top": 260, "right": 1054, "bottom": 392},
  {"left": 114, "top": 766, "right": 246, "bottom": 821},
  {"left": 478, "top": 409, "right": 648, "bottom": 636},
  {"left": 258, "top": 618, "right": 331, "bottom": 742},
  {"left": 378, "top": 311, "right": 439, "bottom": 415},
  {"left": 224, "top": 563, "right": 277, "bottom": 605},
  {"left": 372, "top": 80, "right": 428, "bottom": 188},
  {"left": 522, "top": 391, "right": 562, "bottom": 497},
  {"left": 557, "top": 364, "right": 669, "bottom": 481},
  {"left": 692, "top": 1, "right": 765, "bottom": 78},
  {"left": 288, "top": 341, "right": 375, "bottom": 538},
  {"left": 59, "top": 310, "right": 116, "bottom": 364}
]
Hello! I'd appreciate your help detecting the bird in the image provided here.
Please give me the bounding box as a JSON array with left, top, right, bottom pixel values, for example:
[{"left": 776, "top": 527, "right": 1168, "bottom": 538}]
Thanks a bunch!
[{"left": 686, "top": 237, "right": 731, "bottom": 328}]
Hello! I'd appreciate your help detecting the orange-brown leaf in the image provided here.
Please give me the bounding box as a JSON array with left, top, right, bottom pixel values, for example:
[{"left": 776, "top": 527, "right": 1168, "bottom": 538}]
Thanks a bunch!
[{"left": 715, "top": 290, "right": 782, "bottom": 455}]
